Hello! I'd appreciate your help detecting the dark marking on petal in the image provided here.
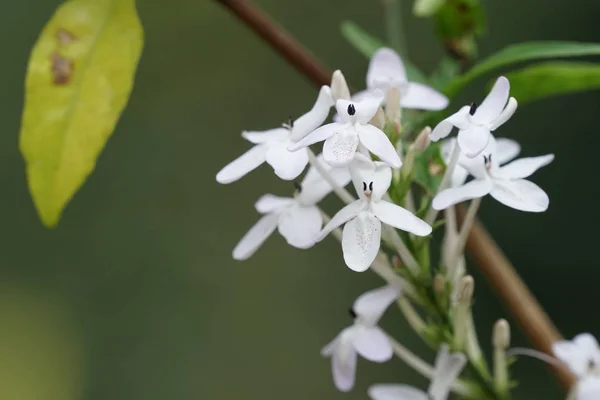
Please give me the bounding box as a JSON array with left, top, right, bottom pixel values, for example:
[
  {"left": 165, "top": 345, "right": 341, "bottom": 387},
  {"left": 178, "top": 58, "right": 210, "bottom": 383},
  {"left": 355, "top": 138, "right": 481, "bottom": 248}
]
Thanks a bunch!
[
  {"left": 293, "top": 181, "right": 302, "bottom": 192},
  {"left": 50, "top": 52, "right": 74, "bottom": 85},
  {"left": 363, "top": 181, "right": 367, "bottom": 191},
  {"left": 469, "top": 102, "right": 478, "bottom": 116},
  {"left": 348, "top": 307, "right": 357, "bottom": 319},
  {"left": 347, "top": 104, "right": 356, "bottom": 116},
  {"left": 369, "top": 182, "right": 373, "bottom": 191}
]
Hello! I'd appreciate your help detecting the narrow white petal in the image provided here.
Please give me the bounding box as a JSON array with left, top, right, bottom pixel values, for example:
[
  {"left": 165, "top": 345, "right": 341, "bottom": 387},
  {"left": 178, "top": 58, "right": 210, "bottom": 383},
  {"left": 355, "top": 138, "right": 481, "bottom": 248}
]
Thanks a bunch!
[
  {"left": 242, "top": 127, "right": 288, "bottom": 144},
  {"left": 433, "top": 179, "right": 493, "bottom": 210},
  {"left": 578, "top": 376, "right": 600, "bottom": 400},
  {"left": 290, "top": 86, "right": 334, "bottom": 141},
  {"left": 573, "top": 333, "right": 600, "bottom": 368},
  {"left": 232, "top": 213, "right": 279, "bottom": 260},
  {"left": 277, "top": 204, "right": 322, "bottom": 249},
  {"left": 429, "top": 106, "right": 470, "bottom": 142},
  {"left": 337, "top": 94, "right": 384, "bottom": 125},
  {"left": 372, "top": 200, "right": 432, "bottom": 236},
  {"left": 490, "top": 179, "right": 549, "bottom": 212},
  {"left": 369, "top": 384, "right": 428, "bottom": 400},
  {"left": 342, "top": 212, "right": 381, "bottom": 272},
  {"left": 331, "top": 329, "right": 358, "bottom": 392},
  {"left": 472, "top": 76, "right": 510, "bottom": 124},
  {"left": 288, "top": 123, "right": 341, "bottom": 151},
  {"left": 497, "top": 154, "right": 554, "bottom": 180},
  {"left": 266, "top": 143, "right": 309, "bottom": 180},
  {"left": 352, "top": 326, "right": 393, "bottom": 362},
  {"left": 254, "top": 194, "right": 294, "bottom": 213},
  {"left": 216, "top": 144, "right": 268, "bottom": 184},
  {"left": 401, "top": 82, "right": 449, "bottom": 111},
  {"left": 495, "top": 138, "right": 521, "bottom": 165},
  {"left": 451, "top": 166, "right": 469, "bottom": 188},
  {"left": 367, "top": 47, "right": 407, "bottom": 89},
  {"left": 349, "top": 158, "right": 392, "bottom": 202},
  {"left": 357, "top": 124, "right": 402, "bottom": 168},
  {"left": 457, "top": 126, "right": 491, "bottom": 158},
  {"left": 299, "top": 159, "right": 351, "bottom": 205},
  {"left": 353, "top": 284, "right": 401, "bottom": 325},
  {"left": 489, "top": 97, "right": 518, "bottom": 131},
  {"left": 323, "top": 131, "right": 360, "bottom": 167},
  {"left": 331, "top": 70, "right": 351, "bottom": 101},
  {"left": 553, "top": 339, "right": 588, "bottom": 377},
  {"left": 316, "top": 200, "right": 365, "bottom": 242},
  {"left": 428, "top": 345, "right": 467, "bottom": 400}
]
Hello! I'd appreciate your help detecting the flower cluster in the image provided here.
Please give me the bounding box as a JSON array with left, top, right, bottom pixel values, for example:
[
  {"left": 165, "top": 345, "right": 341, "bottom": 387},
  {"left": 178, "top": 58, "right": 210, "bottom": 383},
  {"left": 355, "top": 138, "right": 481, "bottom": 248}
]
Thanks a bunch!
[{"left": 215, "top": 47, "right": 588, "bottom": 399}]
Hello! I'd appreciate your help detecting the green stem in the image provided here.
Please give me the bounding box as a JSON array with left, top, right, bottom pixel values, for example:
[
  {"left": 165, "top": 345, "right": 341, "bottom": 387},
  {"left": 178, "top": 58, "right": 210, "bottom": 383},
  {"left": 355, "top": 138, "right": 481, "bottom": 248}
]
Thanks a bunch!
[{"left": 382, "top": 0, "right": 408, "bottom": 57}]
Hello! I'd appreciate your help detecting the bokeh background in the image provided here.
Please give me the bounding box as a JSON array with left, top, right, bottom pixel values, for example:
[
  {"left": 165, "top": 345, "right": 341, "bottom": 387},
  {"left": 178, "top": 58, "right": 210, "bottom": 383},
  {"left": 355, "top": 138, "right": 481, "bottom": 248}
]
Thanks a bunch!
[{"left": 0, "top": 0, "right": 598, "bottom": 399}]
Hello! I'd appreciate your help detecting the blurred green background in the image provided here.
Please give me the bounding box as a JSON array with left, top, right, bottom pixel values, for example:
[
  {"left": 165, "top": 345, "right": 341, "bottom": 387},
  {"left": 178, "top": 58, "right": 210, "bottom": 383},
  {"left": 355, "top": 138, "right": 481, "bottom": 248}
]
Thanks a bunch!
[{"left": 0, "top": 0, "right": 598, "bottom": 399}]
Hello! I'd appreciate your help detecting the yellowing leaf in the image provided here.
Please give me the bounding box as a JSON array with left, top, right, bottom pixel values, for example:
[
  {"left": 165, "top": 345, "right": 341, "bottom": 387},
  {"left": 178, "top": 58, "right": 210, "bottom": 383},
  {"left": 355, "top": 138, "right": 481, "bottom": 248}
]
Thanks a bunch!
[{"left": 20, "top": 0, "right": 144, "bottom": 227}]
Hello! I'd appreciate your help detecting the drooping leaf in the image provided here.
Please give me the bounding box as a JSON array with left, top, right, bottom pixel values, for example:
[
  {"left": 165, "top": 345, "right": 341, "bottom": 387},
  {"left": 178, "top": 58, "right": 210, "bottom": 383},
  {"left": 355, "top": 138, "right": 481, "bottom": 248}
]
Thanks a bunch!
[
  {"left": 445, "top": 41, "right": 600, "bottom": 97},
  {"left": 340, "top": 20, "right": 428, "bottom": 83},
  {"left": 505, "top": 61, "right": 600, "bottom": 104},
  {"left": 20, "top": 0, "right": 144, "bottom": 227}
]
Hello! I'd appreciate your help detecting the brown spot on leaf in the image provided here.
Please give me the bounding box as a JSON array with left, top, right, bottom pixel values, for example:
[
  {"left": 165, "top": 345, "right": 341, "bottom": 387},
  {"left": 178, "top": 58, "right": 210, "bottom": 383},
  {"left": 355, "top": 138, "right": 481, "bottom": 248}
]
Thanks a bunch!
[
  {"left": 50, "top": 52, "right": 74, "bottom": 85},
  {"left": 56, "top": 28, "right": 76, "bottom": 46},
  {"left": 429, "top": 161, "right": 444, "bottom": 177}
]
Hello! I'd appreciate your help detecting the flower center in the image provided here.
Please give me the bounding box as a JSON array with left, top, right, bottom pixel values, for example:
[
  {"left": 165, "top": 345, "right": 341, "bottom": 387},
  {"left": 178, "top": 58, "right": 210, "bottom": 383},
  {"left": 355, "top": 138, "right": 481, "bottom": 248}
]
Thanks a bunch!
[
  {"left": 483, "top": 154, "right": 493, "bottom": 171},
  {"left": 362, "top": 181, "right": 374, "bottom": 197},
  {"left": 469, "top": 102, "right": 478, "bottom": 116},
  {"left": 347, "top": 104, "right": 356, "bottom": 116},
  {"left": 589, "top": 360, "right": 600, "bottom": 375}
]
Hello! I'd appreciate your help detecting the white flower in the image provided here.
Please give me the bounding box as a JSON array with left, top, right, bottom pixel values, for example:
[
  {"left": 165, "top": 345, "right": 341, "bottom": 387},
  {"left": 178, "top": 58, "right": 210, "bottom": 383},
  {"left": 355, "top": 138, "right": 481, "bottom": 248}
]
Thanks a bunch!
[
  {"left": 441, "top": 137, "right": 521, "bottom": 188},
  {"left": 288, "top": 95, "right": 402, "bottom": 168},
  {"left": 355, "top": 47, "right": 448, "bottom": 111},
  {"left": 321, "top": 284, "right": 401, "bottom": 392},
  {"left": 216, "top": 86, "right": 334, "bottom": 183},
  {"left": 316, "top": 155, "right": 431, "bottom": 271},
  {"left": 430, "top": 76, "right": 518, "bottom": 158},
  {"left": 232, "top": 155, "right": 350, "bottom": 260},
  {"left": 553, "top": 333, "right": 600, "bottom": 400},
  {"left": 433, "top": 137, "right": 553, "bottom": 212},
  {"left": 368, "top": 345, "right": 467, "bottom": 400}
]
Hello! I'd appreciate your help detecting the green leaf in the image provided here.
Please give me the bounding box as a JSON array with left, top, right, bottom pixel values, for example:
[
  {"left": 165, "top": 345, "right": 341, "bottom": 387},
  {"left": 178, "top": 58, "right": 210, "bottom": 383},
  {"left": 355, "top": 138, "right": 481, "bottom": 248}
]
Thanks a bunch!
[
  {"left": 20, "top": 0, "right": 144, "bottom": 227},
  {"left": 340, "top": 20, "right": 428, "bottom": 83},
  {"left": 430, "top": 56, "right": 460, "bottom": 89},
  {"left": 505, "top": 61, "right": 600, "bottom": 104},
  {"left": 413, "top": 142, "right": 445, "bottom": 195},
  {"left": 445, "top": 41, "right": 600, "bottom": 97}
]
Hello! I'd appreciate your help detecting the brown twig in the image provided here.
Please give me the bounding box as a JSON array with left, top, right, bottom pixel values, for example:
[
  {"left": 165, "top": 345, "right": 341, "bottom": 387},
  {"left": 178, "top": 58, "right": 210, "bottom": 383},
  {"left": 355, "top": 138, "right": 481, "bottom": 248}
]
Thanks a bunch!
[{"left": 215, "top": 0, "right": 575, "bottom": 390}]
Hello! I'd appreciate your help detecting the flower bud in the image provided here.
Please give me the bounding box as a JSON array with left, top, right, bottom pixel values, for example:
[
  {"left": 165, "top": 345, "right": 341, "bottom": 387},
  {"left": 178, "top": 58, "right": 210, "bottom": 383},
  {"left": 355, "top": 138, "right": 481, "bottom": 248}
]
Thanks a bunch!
[
  {"left": 453, "top": 276, "right": 474, "bottom": 350},
  {"left": 370, "top": 106, "right": 386, "bottom": 130},
  {"left": 493, "top": 319, "right": 510, "bottom": 350},
  {"left": 457, "top": 276, "right": 474, "bottom": 303},
  {"left": 385, "top": 87, "right": 401, "bottom": 124},
  {"left": 331, "top": 70, "right": 351, "bottom": 101},
  {"left": 433, "top": 274, "right": 446, "bottom": 296},
  {"left": 410, "top": 126, "right": 431, "bottom": 152}
]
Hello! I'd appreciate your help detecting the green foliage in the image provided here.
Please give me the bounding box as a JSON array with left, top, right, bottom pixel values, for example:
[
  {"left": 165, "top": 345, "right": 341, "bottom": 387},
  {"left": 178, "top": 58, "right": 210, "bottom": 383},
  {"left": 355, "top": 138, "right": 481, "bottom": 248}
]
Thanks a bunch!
[
  {"left": 430, "top": 56, "right": 461, "bottom": 89},
  {"left": 505, "top": 61, "right": 600, "bottom": 104},
  {"left": 20, "top": 0, "right": 144, "bottom": 227},
  {"left": 446, "top": 41, "right": 600, "bottom": 96},
  {"left": 413, "top": 0, "right": 446, "bottom": 17},
  {"left": 340, "top": 20, "right": 428, "bottom": 83},
  {"left": 434, "top": 0, "right": 485, "bottom": 61},
  {"left": 413, "top": 142, "right": 446, "bottom": 195}
]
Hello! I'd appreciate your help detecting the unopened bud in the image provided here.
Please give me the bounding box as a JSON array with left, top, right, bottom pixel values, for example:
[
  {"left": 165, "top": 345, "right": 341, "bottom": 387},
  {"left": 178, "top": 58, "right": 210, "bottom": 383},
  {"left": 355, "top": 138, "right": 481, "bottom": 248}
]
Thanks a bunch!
[
  {"left": 457, "top": 276, "right": 474, "bottom": 303},
  {"left": 385, "top": 87, "right": 401, "bottom": 124},
  {"left": 370, "top": 106, "right": 386, "bottom": 130},
  {"left": 453, "top": 276, "right": 474, "bottom": 350},
  {"left": 331, "top": 70, "right": 351, "bottom": 101},
  {"left": 493, "top": 319, "right": 511, "bottom": 349},
  {"left": 411, "top": 126, "right": 431, "bottom": 152},
  {"left": 433, "top": 274, "right": 446, "bottom": 296}
]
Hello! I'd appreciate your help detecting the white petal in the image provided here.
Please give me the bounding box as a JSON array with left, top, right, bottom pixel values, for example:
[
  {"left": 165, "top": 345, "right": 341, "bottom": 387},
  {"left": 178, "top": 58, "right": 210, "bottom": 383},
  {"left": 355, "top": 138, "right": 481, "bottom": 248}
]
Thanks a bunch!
[
  {"left": 490, "top": 179, "right": 549, "bottom": 212},
  {"left": 232, "top": 213, "right": 279, "bottom": 260},
  {"left": 331, "top": 70, "right": 351, "bottom": 101},
  {"left": 457, "top": 125, "right": 491, "bottom": 158},
  {"left": 401, "top": 82, "right": 449, "bottom": 111},
  {"left": 289, "top": 86, "right": 334, "bottom": 142},
  {"left": 451, "top": 166, "right": 469, "bottom": 187},
  {"left": 299, "top": 156, "right": 351, "bottom": 205},
  {"left": 342, "top": 212, "right": 381, "bottom": 272},
  {"left": 428, "top": 345, "right": 467, "bottom": 400},
  {"left": 330, "top": 329, "right": 358, "bottom": 392},
  {"left": 372, "top": 200, "right": 432, "bottom": 236},
  {"left": 321, "top": 333, "right": 341, "bottom": 357},
  {"left": 316, "top": 200, "right": 365, "bottom": 242},
  {"left": 353, "top": 284, "right": 401, "bottom": 325},
  {"left": 254, "top": 194, "right": 294, "bottom": 213},
  {"left": 277, "top": 204, "right": 322, "bottom": 249},
  {"left": 352, "top": 326, "right": 393, "bottom": 362},
  {"left": 433, "top": 179, "right": 493, "bottom": 210},
  {"left": 490, "top": 97, "right": 518, "bottom": 131},
  {"left": 266, "top": 143, "right": 309, "bottom": 180},
  {"left": 357, "top": 124, "right": 402, "bottom": 168},
  {"left": 578, "top": 377, "right": 600, "bottom": 400},
  {"left": 349, "top": 158, "right": 392, "bottom": 202},
  {"left": 288, "top": 123, "right": 340, "bottom": 152},
  {"left": 441, "top": 138, "right": 470, "bottom": 186},
  {"left": 495, "top": 138, "right": 521, "bottom": 165},
  {"left": 574, "top": 334, "right": 600, "bottom": 360},
  {"left": 216, "top": 144, "right": 268, "bottom": 184},
  {"left": 553, "top": 339, "right": 588, "bottom": 377},
  {"left": 367, "top": 47, "right": 407, "bottom": 90},
  {"left": 336, "top": 94, "right": 384, "bottom": 125},
  {"left": 497, "top": 154, "right": 554, "bottom": 180},
  {"left": 369, "top": 384, "right": 428, "bottom": 400},
  {"left": 323, "top": 131, "right": 360, "bottom": 167},
  {"left": 429, "top": 106, "right": 470, "bottom": 142},
  {"left": 472, "top": 76, "right": 510, "bottom": 124},
  {"left": 242, "top": 127, "right": 288, "bottom": 144}
]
